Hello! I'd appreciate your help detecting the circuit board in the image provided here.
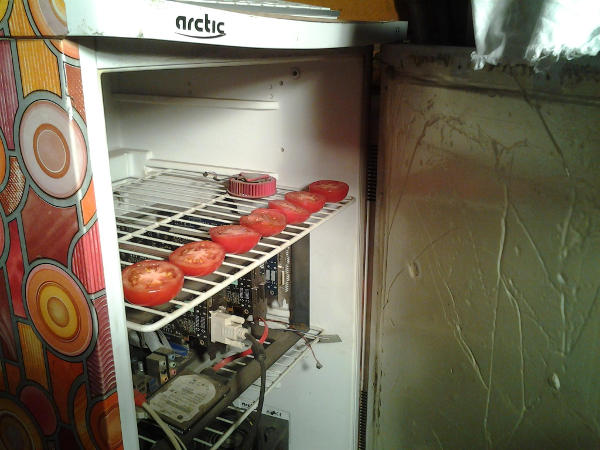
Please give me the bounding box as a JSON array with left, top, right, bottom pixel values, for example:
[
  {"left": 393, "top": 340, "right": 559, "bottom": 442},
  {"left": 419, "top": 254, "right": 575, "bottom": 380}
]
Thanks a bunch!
[{"left": 160, "top": 249, "right": 291, "bottom": 347}]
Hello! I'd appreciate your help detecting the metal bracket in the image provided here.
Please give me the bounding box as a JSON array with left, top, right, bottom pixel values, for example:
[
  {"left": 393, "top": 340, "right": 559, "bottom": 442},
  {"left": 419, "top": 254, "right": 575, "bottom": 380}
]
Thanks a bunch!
[{"left": 316, "top": 334, "right": 342, "bottom": 344}]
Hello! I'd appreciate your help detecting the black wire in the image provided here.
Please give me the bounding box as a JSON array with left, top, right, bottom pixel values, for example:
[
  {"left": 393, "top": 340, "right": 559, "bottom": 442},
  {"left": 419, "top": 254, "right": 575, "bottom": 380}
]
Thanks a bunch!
[{"left": 244, "top": 332, "right": 266, "bottom": 450}]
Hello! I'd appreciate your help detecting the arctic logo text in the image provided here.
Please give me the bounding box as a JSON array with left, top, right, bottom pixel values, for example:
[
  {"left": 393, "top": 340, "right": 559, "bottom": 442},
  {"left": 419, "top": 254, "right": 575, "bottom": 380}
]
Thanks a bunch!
[{"left": 175, "top": 14, "right": 225, "bottom": 39}]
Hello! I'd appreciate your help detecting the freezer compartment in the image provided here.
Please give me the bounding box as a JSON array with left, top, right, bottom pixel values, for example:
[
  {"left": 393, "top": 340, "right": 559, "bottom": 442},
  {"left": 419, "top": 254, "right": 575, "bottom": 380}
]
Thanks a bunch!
[{"left": 113, "top": 165, "right": 354, "bottom": 331}]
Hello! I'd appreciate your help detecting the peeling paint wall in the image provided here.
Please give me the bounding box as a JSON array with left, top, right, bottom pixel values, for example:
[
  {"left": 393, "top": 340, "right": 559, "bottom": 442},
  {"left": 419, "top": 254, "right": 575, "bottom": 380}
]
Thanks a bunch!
[{"left": 369, "top": 46, "right": 600, "bottom": 449}]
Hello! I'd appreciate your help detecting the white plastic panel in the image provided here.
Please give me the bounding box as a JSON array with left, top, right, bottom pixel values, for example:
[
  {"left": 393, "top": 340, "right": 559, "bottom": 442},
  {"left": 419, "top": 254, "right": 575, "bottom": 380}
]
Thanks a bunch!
[
  {"left": 79, "top": 46, "right": 140, "bottom": 450},
  {"left": 65, "top": 0, "right": 406, "bottom": 49},
  {"left": 103, "top": 56, "right": 366, "bottom": 189}
]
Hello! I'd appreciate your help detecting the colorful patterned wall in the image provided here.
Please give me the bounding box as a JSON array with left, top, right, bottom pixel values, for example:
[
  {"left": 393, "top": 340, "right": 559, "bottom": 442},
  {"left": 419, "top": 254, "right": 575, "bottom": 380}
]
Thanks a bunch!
[{"left": 0, "top": 1, "right": 122, "bottom": 448}]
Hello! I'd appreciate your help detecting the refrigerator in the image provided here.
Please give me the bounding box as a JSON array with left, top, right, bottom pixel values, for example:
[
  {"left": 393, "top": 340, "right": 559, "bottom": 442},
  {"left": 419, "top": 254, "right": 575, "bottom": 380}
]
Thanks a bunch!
[
  {"left": 1, "top": 1, "right": 599, "bottom": 449},
  {"left": 0, "top": 1, "right": 406, "bottom": 449}
]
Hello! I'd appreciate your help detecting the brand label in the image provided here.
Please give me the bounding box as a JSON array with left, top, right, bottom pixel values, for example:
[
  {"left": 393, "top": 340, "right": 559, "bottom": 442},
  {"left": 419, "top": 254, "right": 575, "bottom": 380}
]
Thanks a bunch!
[
  {"left": 233, "top": 398, "right": 290, "bottom": 420},
  {"left": 175, "top": 14, "right": 225, "bottom": 39}
]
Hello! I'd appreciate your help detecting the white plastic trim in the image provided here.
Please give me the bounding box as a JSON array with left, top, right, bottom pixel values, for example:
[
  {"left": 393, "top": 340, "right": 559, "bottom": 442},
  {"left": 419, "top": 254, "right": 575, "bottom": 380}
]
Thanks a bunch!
[
  {"left": 65, "top": 0, "right": 406, "bottom": 49},
  {"left": 79, "top": 45, "right": 140, "bottom": 450}
]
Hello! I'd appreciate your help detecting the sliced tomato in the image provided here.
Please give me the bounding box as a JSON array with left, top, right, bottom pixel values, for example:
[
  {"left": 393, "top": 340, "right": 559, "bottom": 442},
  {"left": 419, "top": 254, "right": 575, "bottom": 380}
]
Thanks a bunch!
[
  {"left": 169, "top": 240, "right": 225, "bottom": 276},
  {"left": 284, "top": 191, "right": 326, "bottom": 213},
  {"left": 308, "top": 180, "right": 349, "bottom": 203},
  {"left": 122, "top": 260, "right": 184, "bottom": 306},
  {"left": 240, "top": 209, "right": 287, "bottom": 237},
  {"left": 268, "top": 200, "right": 310, "bottom": 224},
  {"left": 209, "top": 225, "right": 261, "bottom": 254}
]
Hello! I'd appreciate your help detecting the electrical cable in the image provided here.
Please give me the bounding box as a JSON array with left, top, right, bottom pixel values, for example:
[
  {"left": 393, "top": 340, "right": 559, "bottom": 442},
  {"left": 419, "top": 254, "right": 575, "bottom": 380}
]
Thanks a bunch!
[
  {"left": 141, "top": 401, "right": 187, "bottom": 450},
  {"left": 135, "top": 387, "right": 186, "bottom": 450},
  {"left": 265, "top": 319, "right": 323, "bottom": 369},
  {"left": 297, "top": 333, "right": 323, "bottom": 369},
  {"left": 243, "top": 331, "right": 267, "bottom": 450}
]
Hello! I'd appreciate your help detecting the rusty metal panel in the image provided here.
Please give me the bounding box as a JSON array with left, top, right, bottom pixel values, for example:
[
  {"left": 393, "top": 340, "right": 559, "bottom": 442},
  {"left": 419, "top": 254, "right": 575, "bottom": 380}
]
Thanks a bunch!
[{"left": 370, "top": 45, "right": 600, "bottom": 449}]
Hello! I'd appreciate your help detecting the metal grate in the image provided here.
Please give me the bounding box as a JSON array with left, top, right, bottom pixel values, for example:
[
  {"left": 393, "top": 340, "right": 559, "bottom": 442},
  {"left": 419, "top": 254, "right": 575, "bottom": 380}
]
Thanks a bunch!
[
  {"left": 358, "top": 389, "right": 368, "bottom": 449},
  {"left": 113, "top": 168, "right": 354, "bottom": 332},
  {"left": 195, "top": 322, "right": 322, "bottom": 448},
  {"left": 366, "top": 144, "right": 378, "bottom": 202},
  {"left": 137, "top": 320, "right": 323, "bottom": 449}
]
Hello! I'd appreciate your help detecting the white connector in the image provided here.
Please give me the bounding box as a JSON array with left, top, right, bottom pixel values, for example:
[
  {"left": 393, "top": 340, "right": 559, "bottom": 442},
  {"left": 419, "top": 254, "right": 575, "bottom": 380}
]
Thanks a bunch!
[{"left": 210, "top": 307, "right": 248, "bottom": 349}]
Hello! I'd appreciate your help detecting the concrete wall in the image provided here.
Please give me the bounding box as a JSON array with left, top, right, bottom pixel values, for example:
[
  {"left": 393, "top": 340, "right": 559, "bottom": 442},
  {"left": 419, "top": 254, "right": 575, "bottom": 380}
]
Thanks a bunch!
[{"left": 369, "top": 45, "right": 600, "bottom": 449}]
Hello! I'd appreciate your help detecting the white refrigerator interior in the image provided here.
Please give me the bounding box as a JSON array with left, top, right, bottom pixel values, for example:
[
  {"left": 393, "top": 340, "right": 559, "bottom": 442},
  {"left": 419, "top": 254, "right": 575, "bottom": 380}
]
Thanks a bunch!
[{"left": 81, "top": 41, "right": 370, "bottom": 449}]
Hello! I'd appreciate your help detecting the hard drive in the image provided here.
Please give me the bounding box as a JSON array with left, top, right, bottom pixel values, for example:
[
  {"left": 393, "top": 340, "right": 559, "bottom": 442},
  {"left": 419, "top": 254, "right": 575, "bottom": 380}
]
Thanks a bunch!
[{"left": 147, "top": 369, "right": 230, "bottom": 433}]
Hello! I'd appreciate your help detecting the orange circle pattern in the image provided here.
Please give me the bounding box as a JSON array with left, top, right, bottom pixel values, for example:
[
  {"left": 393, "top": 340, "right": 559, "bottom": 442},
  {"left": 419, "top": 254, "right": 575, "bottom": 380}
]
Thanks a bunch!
[
  {"left": 19, "top": 100, "right": 87, "bottom": 199},
  {"left": 26, "top": 264, "right": 93, "bottom": 356},
  {"left": 2, "top": 3, "right": 121, "bottom": 449},
  {"left": 32, "top": 123, "right": 70, "bottom": 179},
  {"left": 28, "top": 0, "right": 67, "bottom": 36},
  {"left": 0, "top": 399, "right": 43, "bottom": 450},
  {"left": 90, "top": 394, "right": 123, "bottom": 450}
]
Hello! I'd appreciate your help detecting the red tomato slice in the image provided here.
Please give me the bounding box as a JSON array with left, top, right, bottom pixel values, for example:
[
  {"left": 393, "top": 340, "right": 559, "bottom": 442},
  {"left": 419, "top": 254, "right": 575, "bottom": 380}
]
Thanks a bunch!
[
  {"left": 122, "top": 260, "right": 184, "bottom": 306},
  {"left": 240, "top": 209, "right": 287, "bottom": 237},
  {"left": 308, "top": 180, "right": 349, "bottom": 203},
  {"left": 268, "top": 200, "right": 310, "bottom": 224},
  {"left": 169, "top": 241, "right": 225, "bottom": 276},
  {"left": 209, "top": 225, "right": 261, "bottom": 254},
  {"left": 284, "top": 191, "right": 326, "bottom": 213}
]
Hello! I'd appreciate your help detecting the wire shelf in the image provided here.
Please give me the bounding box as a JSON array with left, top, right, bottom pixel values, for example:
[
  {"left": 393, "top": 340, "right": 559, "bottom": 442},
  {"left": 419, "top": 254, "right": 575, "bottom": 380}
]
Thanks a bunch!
[
  {"left": 194, "top": 322, "right": 322, "bottom": 449},
  {"left": 114, "top": 168, "right": 353, "bottom": 332},
  {"left": 137, "top": 320, "right": 323, "bottom": 449}
]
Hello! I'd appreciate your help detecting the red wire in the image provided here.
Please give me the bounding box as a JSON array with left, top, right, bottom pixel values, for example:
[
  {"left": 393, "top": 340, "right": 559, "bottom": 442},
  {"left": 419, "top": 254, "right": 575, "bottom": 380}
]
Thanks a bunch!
[{"left": 212, "top": 318, "right": 268, "bottom": 371}]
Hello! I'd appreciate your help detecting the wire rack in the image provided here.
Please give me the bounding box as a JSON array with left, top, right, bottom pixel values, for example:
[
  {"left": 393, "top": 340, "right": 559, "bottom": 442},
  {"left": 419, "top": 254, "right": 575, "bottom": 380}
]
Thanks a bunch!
[
  {"left": 138, "top": 321, "right": 323, "bottom": 449},
  {"left": 113, "top": 168, "right": 354, "bottom": 332},
  {"left": 197, "top": 323, "right": 321, "bottom": 449}
]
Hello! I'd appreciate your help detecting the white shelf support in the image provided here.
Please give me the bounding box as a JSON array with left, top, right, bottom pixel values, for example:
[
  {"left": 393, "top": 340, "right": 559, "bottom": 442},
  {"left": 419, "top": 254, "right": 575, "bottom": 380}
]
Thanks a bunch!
[{"left": 113, "top": 93, "right": 280, "bottom": 110}]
